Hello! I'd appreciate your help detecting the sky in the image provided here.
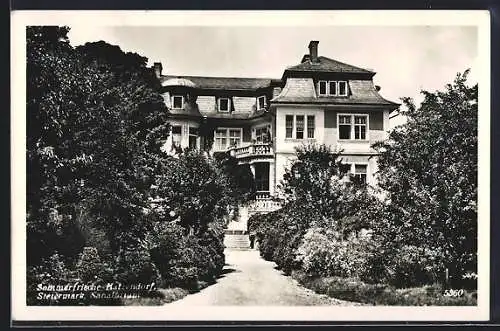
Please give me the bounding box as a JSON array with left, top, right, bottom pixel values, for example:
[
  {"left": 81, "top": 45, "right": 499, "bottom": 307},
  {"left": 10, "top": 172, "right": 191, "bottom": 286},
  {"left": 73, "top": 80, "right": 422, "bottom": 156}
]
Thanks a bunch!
[{"left": 67, "top": 25, "right": 478, "bottom": 110}]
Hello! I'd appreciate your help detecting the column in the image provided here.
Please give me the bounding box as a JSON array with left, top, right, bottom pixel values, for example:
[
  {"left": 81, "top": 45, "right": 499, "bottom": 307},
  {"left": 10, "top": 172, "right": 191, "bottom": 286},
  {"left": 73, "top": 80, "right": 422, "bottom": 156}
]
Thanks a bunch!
[{"left": 269, "top": 161, "right": 275, "bottom": 196}]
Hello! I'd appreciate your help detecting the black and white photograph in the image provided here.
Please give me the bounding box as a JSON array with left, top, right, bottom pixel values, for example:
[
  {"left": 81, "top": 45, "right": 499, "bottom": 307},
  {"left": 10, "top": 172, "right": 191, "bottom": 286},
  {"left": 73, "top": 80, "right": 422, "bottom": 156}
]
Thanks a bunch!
[{"left": 11, "top": 10, "right": 490, "bottom": 322}]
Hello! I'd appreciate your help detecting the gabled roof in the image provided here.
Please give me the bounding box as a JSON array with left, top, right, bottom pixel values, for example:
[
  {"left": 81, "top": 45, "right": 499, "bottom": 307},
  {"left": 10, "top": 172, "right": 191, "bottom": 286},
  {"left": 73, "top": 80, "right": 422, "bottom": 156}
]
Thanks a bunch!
[
  {"left": 160, "top": 75, "right": 279, "bottom": 91},
  {"left": 284, "top": 56, "right": 374, "bottom": 76}
]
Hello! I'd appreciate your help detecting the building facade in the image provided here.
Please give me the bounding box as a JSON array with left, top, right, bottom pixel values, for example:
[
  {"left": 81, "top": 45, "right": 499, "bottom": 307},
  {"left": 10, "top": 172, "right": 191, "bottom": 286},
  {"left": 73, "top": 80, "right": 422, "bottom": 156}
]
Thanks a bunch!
[{"left": 155, "top": 41, "right": 399, "bottom": 243}]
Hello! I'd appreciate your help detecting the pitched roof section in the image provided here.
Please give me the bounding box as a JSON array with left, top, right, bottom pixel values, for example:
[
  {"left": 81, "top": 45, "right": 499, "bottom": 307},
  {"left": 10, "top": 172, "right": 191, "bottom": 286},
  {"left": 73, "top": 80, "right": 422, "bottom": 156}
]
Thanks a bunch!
[
  {"left": 160, "top": 75, "right": 277, "bottom": 90},
  {"left": 271, "top": 78, "right": 317, "bottom": 101},
  {"left": 285, "top": 56, "right": 374, "bottom": 76},
  {"left": 272, "top": 78, "right": 399, "bottom": 108}
]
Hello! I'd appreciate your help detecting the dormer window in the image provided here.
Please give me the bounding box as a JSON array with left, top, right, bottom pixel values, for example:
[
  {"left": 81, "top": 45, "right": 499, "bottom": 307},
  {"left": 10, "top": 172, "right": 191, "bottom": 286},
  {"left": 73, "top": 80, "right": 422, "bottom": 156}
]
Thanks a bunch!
[
  {"left": 329, "top": 81, "right": 337, "bottom": 95},
  {"left": 338, "top": 81, "right": 348, "bottom": 96},
  {"left": 171, "top": 95, "right": 184, "bottom": 109},
  {"left": 218, "top": 97, "right": 231, "bottom": 112},
  {"left": 257, "top": 95, "right": 266, "bottom": 110},
  {"left": 318, "top": 80, "right": 348, "bottom": 96},
  {"left": 318, "top": 81, "right": 328, "bottom": 96}
]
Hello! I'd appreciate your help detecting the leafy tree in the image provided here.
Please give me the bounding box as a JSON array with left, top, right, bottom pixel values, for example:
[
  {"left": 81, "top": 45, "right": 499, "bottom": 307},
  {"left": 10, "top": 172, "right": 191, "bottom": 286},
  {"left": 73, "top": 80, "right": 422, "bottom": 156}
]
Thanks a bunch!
[
  {"left": 27, "top": 26, "right": 244, "bottom": 304},
  {"left": 27, "top": 26, "right": 168, "bottom": 267},
  {"left": 372, "top": 70, "right": 478, "bottom": 286}
]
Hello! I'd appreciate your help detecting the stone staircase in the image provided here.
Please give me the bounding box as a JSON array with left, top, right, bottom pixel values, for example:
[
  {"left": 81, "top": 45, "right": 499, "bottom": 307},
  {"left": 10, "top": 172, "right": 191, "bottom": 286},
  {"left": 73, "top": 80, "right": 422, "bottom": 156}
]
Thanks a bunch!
[{"left": 223, "top": 231, "right": 250, "bottom": 249}]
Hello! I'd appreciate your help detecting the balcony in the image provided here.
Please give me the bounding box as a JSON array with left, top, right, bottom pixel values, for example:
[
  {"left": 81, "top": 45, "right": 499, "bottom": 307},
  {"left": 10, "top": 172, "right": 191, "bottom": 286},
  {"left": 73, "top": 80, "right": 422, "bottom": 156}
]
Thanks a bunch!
[
  {"left": 229, "top": 143, "right": 273, "bottom": 159},
  {"left": 248, "top": 191, "right": 282, "bottom": 213}
]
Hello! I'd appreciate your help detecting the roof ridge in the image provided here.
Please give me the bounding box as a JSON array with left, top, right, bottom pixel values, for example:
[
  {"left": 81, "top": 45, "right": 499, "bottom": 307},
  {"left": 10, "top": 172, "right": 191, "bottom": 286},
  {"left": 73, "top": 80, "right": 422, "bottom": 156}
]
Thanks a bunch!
[
  {"left": 162, "top": 74, "right": 279, "bottom": 81},
  {"left": 318, "top": 56, "right": 374, "bottom": 73}
]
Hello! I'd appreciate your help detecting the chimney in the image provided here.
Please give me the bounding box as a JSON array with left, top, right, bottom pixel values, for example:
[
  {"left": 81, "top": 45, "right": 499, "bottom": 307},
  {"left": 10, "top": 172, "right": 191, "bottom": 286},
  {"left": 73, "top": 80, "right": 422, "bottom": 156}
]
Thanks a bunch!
[
  {"left": 153, "top": 62, "right": 163, "bottom": 78},
  {"left": 308, "top": 40, "right": 319, "bottom": 63}
]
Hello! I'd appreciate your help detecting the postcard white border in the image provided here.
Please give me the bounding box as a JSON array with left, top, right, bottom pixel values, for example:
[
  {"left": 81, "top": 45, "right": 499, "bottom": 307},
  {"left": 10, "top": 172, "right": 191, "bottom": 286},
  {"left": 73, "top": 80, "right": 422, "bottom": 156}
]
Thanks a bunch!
[{"left": 11, "top": 10, "right": 491, "bottom": 322}]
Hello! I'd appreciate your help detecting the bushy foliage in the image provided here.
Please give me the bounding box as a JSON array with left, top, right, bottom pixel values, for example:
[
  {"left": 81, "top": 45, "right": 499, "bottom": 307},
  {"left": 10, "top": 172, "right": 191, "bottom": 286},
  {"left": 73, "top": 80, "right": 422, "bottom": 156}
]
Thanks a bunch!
[
  {"left": 26, "top": 253, "right": 77, "bottom": 305},
  {"left": 292, "top": 271, "right": 476, "bottom": 306},
  {"left": 296, "top": 227, "right": 372, "bottom": 279},
  {"left": 26, "top": 26, "right": 239, "bottom": 305},
  {"left": 371, "top": 70, "right": 478, "bottom": 288},
  {"left": 253, "top": 79, "right": 478, "bottom": 297},
  {"left": 113, "top": 248, "right": 161, "bottom": 285},
  {"left": 75, "top": 247, "right": 109, "bottom": 283},
  {"left": 250, "top": 144, "right": 371, "bottom": 275}
]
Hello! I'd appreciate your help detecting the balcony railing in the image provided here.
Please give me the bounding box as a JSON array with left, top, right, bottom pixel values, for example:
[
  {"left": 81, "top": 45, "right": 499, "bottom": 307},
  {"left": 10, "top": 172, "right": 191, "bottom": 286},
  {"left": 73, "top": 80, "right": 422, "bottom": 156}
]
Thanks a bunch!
[
  {"left": 229, "top": 143, "right": 273, "bottom": 159},
  {"left": 248, "top": 192, "right": 282, "bottom": 213}
]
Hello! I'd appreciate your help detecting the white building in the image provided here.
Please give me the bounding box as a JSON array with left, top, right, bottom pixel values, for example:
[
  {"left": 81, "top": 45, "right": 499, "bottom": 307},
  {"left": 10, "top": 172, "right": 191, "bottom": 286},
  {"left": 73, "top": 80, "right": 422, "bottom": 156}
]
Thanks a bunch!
[{"left": 154, "top": 41, "right": 399, "bottom": 246}]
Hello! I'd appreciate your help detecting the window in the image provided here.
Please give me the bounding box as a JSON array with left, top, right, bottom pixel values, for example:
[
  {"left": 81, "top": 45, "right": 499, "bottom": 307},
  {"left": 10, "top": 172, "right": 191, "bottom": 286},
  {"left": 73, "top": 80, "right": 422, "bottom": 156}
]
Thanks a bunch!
[
  {"left": 296, "top": 115, "right": 304, "bottom": 139},
  {"left": 353, "top": 164, "right": 367, "bottom": 184},
  {"left": 318, "top": 81, "right": 328, "bottom": 96},
  {"left": 354, "top": 116, "right": 367, "bottom": 140},
  {"left": 189, "top": 127, "right": 198, "bottom": 149},
  {"left": 338, "top": 114, "right": 368, "bottom": 140},
  {"left": 329, "top": 81, "right": 337, "bottom": 96},
  {"left": 229, "top": 129, "right": 241, "bottom": 147},
  {"left": 215, "top": 130, "right": 227, "bottom": 150},
  {"left": 338, "top": 81, "right": 348, "bottom": 96},
  {"left": 218, "top": 98, "right": 230, "bottom": 112},
  {"left": 172, "top": 96, "right": 184, "bottom": 109},
  {"left": 171, "top": 125, "right": 182, "bottom": 146},
  {"left": 317, "top": 80, "right": 348, "bottom": 96},
  {"left": 255, "top": 126, "right": 270, "bottom": 143},
  {"left": 214, "top": 128, "right": 242, "bottom": 150},
  {"left": 339, "top": 115, "right": 352, "bottom": 140},
  {"left": 307, "top": 115, "right": 315, "bottom": 138},
  {"left": 285, "top": 115, "right": 294, "bottom": 138},
  {"left": 285, "top": 115, "right": 315, "bottom": 140},
  {"left": 257, "top": 96, "right": 266, "bottom": 110}
]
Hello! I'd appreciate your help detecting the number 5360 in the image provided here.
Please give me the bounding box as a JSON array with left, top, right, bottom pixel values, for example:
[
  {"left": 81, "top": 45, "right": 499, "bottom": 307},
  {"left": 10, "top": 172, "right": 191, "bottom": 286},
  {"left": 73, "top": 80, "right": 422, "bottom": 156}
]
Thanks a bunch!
[{"left": 443, "top": 289, "right": 464, "bottom": 297}]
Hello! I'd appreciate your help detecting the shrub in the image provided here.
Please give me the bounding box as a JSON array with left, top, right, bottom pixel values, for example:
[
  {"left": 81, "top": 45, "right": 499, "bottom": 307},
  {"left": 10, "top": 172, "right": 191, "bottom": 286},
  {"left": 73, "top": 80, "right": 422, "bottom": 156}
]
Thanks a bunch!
[
  {"left": 114, "top": 247, "right": 161, "bottom": 285},
  {"left": 387, "top": 245, "right": 444, "bottom": 288},
  {"left": 75, "top": 247, "right": 107, "bottom": 282},
  {"left": 26, "top": 253, "right": 77, "bottom": 306},
  {"left": 296, "top": 227, "right": 371, "bottom": 279},
  {"left": 149, "top": 220, "right": 225, "bottom": 291},
  {"left": 292, "top": 270, "right": 477, "bottom": 306}
]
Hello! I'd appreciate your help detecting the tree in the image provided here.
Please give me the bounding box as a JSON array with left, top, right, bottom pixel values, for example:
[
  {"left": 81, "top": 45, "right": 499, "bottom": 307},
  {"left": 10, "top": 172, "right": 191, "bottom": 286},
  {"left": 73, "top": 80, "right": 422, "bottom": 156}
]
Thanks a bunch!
[
  {"left": 372, "top": 70, "right": 478, "bottom": 286},
  {"left": 27, "top": 26, "right": 169, "bottom": 265}
]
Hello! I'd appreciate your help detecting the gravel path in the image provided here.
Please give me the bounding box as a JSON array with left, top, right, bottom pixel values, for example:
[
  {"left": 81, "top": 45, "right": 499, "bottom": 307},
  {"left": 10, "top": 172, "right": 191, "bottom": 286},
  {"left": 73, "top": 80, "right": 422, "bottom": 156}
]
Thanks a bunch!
[{"left": 164, "top": 249, "right": 360, "bottom": 306}]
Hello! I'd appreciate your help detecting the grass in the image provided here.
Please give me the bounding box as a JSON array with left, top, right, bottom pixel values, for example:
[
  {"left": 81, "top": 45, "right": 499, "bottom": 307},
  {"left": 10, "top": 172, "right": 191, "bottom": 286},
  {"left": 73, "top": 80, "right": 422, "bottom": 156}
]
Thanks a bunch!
[{"left": 291, "top": 270, "right": 477, "bottom": 306}]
